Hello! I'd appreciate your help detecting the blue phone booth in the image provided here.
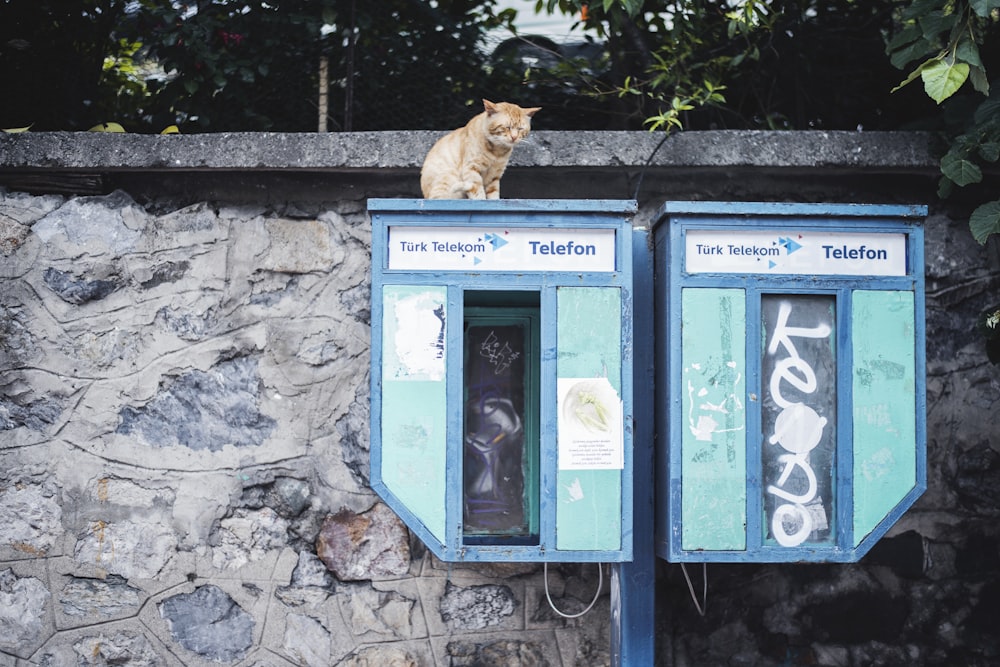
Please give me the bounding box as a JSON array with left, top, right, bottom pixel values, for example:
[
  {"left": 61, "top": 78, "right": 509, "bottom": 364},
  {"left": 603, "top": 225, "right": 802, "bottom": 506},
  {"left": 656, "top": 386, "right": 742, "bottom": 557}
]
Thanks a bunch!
[
  {"left": 653, "top": 202, "right": 927, "bottom": 563},
  {"left": 369, "top": 199, "right": 635, "bottom": 562}
]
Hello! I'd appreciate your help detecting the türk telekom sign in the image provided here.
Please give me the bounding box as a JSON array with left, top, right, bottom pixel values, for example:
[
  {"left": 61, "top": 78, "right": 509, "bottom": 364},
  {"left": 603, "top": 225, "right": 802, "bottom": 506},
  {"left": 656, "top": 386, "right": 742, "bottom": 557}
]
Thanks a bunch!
[
  {"left": 387, "top": 226, "right": 617, "bottom": 272},
  {"left": 685, "top": 229, "right": 908, "bottom": 276}
]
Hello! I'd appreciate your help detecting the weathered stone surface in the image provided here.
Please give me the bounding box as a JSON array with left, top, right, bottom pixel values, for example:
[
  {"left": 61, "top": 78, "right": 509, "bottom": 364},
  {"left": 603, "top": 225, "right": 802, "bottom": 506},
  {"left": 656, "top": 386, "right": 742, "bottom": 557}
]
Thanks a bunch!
[
  {"left": 0, "top": 189, "right": 64, "bottom": 226},
  {"left": 43, "top": 267, "right": 122, "bottom": 304},
  {"left": 339, "top": 583, "right": 417, "bottom": 639},
  {"left": 446, "top": 638, "right": 549, "bottom": 667},
  {"left": 276, "top": 551, "right": 336, "bottom": 607},
  {"left": 137, "top": 260, "right": 190, "bottom": 289},
  {"left": 0, "top": 215, "right": 31, "bottom": 255},
  {"left": 116, "top": 356, "right": 276, "bottom": 450},
  {"left": 0, "top": 568, "right": 51, "bottom": 657},
  {"left": 336, "top": 384, "right": 370, "bottom": 484},
  {"left": 241, "top": 477, "right": 311, "bottom": 518},
  {"left": 68, "top": 631, "right": 163, "bottom": 667},
  {"left": 282, "top": 613, "right": 331, "bottom": 667},
  {"left": 212, "top": 507, "right": 290, "bottom": 570},
  {"left": 59, "top": 575, "right": 141, "bottom": 618},
  {"left": 337, "top": 646, "right": 421, "bottom": 667},
  {"left": 0, "top": 479, "right": 62, "bottom": 555},
  {"left": 159, "top": 585, "right": 253, "bottom": 662},
  {"left": 31, "top": 191, "right": 143, "bottom": 257},
  {"left": 440, "top": 581, "right": 517, "bottom": 631},
  {"left": 0, "top": 305, "right": 37, "bottom": 367},
  {"left": 263, "top": 218, "right": 342, "bottom": 274},
  {"left": 154, "top": 305, "right": 216, "bottom": 341},
  {"left": 73, "top": 520, "right": 176, "bottom": 579},
  {"left": 316, "top": 504, "right": 410, "bottom": 581},
  {"left": 290, "top": 551, "right": 336, "bottom": 589}
]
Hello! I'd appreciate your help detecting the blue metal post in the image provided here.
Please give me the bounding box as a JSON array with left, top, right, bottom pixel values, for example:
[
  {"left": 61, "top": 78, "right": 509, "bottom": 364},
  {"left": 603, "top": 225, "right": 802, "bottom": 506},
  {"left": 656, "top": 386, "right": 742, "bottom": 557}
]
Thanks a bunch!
[{"left": 611, "top": 226, "right": 657, "bottom": 665}]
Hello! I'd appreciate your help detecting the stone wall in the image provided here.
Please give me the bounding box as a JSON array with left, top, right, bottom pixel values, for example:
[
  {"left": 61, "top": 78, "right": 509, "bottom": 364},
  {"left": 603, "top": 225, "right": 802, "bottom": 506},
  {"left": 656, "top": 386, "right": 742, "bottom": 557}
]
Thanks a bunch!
[{"left": 1, "top": 130, "right": 998, "bottom": 667}]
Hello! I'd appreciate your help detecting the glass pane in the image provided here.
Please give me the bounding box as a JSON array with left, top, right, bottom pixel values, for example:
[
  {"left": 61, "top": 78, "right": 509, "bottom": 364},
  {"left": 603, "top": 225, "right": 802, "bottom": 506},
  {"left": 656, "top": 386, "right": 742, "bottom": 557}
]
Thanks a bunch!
[
  {"left": 463, "top": 314, "right": 537, "bottom": 539},
  {"left": 761, "top": 294, "right": 837, "bottom": 547}
]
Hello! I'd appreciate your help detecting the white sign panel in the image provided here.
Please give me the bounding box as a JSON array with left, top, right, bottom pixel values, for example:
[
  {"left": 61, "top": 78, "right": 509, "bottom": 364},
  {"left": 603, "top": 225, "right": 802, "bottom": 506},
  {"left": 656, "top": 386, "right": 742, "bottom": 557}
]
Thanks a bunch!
[
  {"left": 388, "top": 226, "right": 617, "bottom": 272},
  {"left": 557, "top": 378, "right": 624, "bottom": 470},
  {"left": 685, "top": 229, "right": 907, "bottom": 276}
]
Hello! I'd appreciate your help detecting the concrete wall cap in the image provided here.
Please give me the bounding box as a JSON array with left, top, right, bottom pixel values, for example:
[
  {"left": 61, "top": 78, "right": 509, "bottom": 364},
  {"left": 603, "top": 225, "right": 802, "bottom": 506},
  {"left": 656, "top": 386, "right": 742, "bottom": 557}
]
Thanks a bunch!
[{"left": 0, "top": 130, "right": 938, "bottom": 173}]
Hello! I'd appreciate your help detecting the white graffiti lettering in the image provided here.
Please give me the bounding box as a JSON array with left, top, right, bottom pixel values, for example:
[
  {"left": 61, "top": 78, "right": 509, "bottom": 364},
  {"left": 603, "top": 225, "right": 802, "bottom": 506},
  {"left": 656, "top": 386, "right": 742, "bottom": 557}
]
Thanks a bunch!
[{"left": 765, "top": 300, "right": 830, "bottom": 547}]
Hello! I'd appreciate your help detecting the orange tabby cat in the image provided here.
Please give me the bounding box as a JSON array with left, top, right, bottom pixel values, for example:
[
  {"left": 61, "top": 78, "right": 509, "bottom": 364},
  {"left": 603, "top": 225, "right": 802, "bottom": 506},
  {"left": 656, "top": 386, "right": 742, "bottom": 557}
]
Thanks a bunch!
[{"left": 421, "top": 100, "right": 541, "bottom": 199}]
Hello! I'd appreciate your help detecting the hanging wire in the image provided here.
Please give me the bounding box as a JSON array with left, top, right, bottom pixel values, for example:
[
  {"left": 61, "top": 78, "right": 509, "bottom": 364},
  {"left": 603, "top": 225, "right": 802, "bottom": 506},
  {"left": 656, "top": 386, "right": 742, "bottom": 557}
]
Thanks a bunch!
[
  {"left": 680, "top": 562, "right": 707, "bottom": 617},
  {"left": 631, "top": 131, "right": 672, "bottom": 201},
  {"left": 543, "top": 562, "right": 604, "bottom": 619}
]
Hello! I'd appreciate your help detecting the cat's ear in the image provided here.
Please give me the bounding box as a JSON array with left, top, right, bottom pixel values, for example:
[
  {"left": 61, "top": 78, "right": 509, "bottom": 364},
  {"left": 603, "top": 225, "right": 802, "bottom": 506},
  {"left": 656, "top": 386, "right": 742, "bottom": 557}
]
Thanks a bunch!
[
  {"left": 524, "top": 107, "right": 541, "bottom": 118},
  {"left": 483, "top": 99, "right": 499, "bottom": 115}
]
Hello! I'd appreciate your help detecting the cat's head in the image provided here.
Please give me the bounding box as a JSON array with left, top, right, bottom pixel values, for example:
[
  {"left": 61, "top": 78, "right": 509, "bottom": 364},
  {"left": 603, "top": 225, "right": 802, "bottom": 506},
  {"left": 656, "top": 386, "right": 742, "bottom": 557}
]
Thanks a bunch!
[{"left": 483, "top": 99, "right": 541, "bottom": 148}]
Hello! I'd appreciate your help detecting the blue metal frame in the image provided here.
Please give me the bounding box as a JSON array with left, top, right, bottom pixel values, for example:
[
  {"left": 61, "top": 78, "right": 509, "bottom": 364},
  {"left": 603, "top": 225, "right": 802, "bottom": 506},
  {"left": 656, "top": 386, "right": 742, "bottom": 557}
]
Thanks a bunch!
[
  {"left": 654, "top": 202, "right": 927, "bottom": 563},
  {"left": 370, "top": 199, "right": 636, "bottom": 563},
  {"left": 610, "top": 225, "right": 657, "bottom": 665}
]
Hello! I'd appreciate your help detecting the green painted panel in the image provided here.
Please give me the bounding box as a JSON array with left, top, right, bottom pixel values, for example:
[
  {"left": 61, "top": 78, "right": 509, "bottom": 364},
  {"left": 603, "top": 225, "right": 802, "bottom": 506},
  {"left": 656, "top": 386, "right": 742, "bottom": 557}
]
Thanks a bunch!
[
  {"left": 556, "top": 287, "right": 622, "bottom": 551},
  {"left": 555, "top": 469, "right": 620, "bottom": 549},
  {"left": 852, "top": 290, "right": 917, "bottom": 545},
  {"left": 381, "top": 285, "right": 448, "bottom": 542},
  {"left": 680, "top": 288, "right": 747, "bottom": 551}
]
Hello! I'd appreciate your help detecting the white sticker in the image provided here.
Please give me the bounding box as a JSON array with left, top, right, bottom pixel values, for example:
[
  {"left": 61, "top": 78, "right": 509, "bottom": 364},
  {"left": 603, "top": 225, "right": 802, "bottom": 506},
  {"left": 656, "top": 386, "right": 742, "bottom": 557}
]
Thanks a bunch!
[{"left": 557, "top": 378, "right": 624, "bottom": 470}]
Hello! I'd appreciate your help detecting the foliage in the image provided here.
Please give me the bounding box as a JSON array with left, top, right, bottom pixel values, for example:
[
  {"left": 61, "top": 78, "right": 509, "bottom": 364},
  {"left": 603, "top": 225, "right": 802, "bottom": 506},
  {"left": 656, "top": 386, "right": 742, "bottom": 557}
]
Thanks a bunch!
[
  {"left": 111, "top": 0, "right": 515, "bottom": 132},
  {"left": 116, "top": 0, "right": 336, "bottom": 131},
  {"left": 0, "top": 0, "right": 134, "bottom": 130},
  {"left": 2, "top": 0, "right": 509, "bottom": 132},
  {"left": 334, "top": 0, "right": 506, "bottom": 131},
  {"left": 531, "top": 0, "right": 942, "bottom": 131},
  {"left": 887, "top": 0, "right": 1000, "bottom": 246}
]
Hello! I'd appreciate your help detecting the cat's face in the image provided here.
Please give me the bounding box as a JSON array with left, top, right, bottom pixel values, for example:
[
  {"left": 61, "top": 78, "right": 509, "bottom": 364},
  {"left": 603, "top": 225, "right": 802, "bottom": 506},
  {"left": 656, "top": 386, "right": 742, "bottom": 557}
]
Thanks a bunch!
[{"left": 483, "top": 100, "right": 540, "bottom": 148}]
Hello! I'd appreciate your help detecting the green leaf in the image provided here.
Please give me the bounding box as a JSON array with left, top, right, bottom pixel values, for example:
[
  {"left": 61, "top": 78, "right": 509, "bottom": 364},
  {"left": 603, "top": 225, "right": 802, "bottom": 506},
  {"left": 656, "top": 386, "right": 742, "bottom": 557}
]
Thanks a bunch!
[
  {"left": 970, "top": 200, "right": 1000, "bottom": 244},
  {"left": 937, "top": 175, "right": 954, "bottom": 198},
  {"left": 2, "top": 124, "right": 33, "bottom": 133},
  {"left": 956, "top": 37, "right": 983, "bottom": 68},
  {"left": 921, "top": 59, "right": 969, "bottom": 103},
  {"left": 918, "top": 11, "right": 956, "bottom": 40},
  {"left": 941, "top": 152, "right": 983, "bottom": 185},
  {"left": 969, "top": 66, "right": 990, "bottom": 95},
  {"left": 979, "top": 142, "right": 1000, "bottom": 162},
  {"left": 620, "top": 0, "right": 643, "bottom": 16},
  {"left": 974, "top": 94, "right": 1000, "bottom": 124},
  {"left": 902, "top": 0, "right": 946, "bottom": 21},
  {"left": 890, "top": 37, "right": 933, "bottom": 69},
  {"left": 969, "top": 0, "right": 1000, "bottom": 17},
  {"left": 886, "top": 24, "right": 921, "bottom": 53},
  {"left": 892, "top": 59, "right": 931, "bottom": 93}
]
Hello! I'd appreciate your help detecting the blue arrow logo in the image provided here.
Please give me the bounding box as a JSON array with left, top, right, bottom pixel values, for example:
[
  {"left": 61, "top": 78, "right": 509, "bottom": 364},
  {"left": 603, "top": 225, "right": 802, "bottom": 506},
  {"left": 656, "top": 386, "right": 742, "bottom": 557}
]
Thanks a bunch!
[
  {"left": 778, "top": 237, "right": 802, "bottom": 254},
  {"left": 484, "top": 232, "right": 508, "bottom": 251}
]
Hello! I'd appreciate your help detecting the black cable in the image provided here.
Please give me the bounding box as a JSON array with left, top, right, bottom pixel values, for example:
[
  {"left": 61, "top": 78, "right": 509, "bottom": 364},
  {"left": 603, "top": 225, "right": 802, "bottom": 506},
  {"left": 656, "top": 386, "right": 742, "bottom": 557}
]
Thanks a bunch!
[{"left": 632, "top": 131, "right": 671, "bottom": 202}]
